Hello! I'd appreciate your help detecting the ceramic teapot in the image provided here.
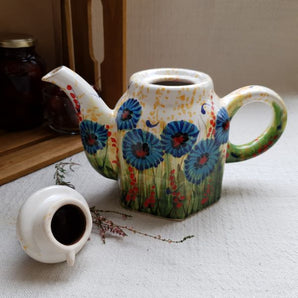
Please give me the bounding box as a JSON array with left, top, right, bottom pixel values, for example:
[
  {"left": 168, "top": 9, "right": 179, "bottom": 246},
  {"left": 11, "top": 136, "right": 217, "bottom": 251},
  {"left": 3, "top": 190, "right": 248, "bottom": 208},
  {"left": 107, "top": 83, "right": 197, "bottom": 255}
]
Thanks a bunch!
[{"left": 42, "top": 67, "right": 287, "bottom": 219}]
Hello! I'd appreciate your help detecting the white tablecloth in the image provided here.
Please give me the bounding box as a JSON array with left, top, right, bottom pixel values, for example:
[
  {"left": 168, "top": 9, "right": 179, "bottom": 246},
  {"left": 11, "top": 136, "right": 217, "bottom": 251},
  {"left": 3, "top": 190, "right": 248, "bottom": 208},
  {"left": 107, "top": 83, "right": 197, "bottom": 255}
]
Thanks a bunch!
[{"left": 1, "top": 95, "right": 297, "bottom": 297}]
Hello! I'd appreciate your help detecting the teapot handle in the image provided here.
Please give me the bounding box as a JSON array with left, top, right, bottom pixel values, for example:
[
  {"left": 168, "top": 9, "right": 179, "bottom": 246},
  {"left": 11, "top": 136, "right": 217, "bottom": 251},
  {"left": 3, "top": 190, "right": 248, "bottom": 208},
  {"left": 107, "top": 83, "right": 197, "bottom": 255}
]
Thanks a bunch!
[{"left": 221, "top": 85, "right": 287, "bottom": 163}]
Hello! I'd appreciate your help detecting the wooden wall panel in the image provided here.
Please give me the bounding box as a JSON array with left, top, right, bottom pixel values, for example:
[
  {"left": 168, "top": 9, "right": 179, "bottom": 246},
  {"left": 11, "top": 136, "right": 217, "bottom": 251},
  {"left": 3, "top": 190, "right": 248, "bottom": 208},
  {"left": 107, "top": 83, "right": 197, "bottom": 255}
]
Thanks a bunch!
[{"left": 100, "top": 0, "right": 126, "bottom": 107}]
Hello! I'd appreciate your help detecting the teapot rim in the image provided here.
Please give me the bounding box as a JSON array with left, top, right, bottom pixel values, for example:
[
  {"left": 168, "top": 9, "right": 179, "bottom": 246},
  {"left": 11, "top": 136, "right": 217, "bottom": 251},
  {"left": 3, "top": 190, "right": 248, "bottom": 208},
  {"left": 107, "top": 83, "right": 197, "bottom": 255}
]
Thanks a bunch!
[{"left": 129, "top": 68, "right": 213, "bottom": 90}]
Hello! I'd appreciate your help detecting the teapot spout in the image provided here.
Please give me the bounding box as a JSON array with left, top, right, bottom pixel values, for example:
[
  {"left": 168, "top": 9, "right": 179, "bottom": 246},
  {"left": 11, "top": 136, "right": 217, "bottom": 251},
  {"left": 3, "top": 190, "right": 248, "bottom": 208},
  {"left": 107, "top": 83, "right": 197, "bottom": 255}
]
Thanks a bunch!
[
  {"left": 42, "top": 66, "right": 113, "bottom": 124},
  {"left": 42, "top": 66, "right": 118, "bottom": 180}
]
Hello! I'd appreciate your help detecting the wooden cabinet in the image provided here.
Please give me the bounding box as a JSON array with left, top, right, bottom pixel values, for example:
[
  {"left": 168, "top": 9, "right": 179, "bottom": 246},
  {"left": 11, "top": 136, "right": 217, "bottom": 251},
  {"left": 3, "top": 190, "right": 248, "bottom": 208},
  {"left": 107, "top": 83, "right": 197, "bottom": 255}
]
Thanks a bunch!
[{"left": 0, "top": 0, "right": 126, "bottom": 185}]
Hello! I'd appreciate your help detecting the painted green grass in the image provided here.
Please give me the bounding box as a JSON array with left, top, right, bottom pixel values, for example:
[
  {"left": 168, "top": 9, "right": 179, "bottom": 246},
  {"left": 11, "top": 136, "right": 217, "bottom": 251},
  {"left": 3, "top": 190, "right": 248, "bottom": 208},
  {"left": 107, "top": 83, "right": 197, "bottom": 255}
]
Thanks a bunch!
[
  {"left": 86, "top": 144, "right": 118, "bottom": 180},
  {"left": 84, "top": 133, "right": 226, "bottom": 219},
  {"left": 119, "top": 153, "right": 225, "bottom": 219}
]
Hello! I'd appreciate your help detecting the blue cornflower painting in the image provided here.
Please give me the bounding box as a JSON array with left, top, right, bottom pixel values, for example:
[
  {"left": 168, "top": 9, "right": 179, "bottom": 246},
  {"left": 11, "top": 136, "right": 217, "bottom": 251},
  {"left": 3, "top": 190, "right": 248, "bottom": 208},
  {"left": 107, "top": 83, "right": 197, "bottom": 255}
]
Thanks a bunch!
[
  {"left": 160, "top": 120, "right": 199, "bottom": 157},
  {"left": 122, "top": 129, "right": 164, "bottom": 171},
  {"left": 116, "top": 98, "right": 142, "bottom": 130},
  {"left": 80, "top": 120, "right": 108, "bottom": 154},
  {"left": 215, "top": 107, "right": 230, "bottom": 145},
  {"left": 184, "top": 139, "right": 220, "bottom": 184}
]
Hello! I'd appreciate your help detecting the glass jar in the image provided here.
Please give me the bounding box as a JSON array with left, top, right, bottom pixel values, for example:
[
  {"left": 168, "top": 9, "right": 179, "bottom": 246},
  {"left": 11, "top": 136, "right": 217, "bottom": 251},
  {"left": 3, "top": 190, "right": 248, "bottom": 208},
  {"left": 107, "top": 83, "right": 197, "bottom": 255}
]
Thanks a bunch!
[
  {"left": 42, "top": 83, "right": 79, "bottom": 135},
  {"left": 0, "top": 33, "right": 45, "bottom": 130}
]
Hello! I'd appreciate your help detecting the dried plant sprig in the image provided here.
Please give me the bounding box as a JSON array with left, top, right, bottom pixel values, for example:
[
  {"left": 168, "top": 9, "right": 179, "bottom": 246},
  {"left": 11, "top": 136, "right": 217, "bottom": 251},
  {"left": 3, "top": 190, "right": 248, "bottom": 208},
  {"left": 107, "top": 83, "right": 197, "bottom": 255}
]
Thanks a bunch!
[
  {"left": 90, "top": 206, "right": 194, "bottom": 244},
  {"left": 115, "top": 225, "right": 194, "bottom": 244},
  {"left": 90, "top": 206, "right": 127, "bottom": 244},
  {"left": 54, "top": 161, "right": 80, "bottom": 189}
]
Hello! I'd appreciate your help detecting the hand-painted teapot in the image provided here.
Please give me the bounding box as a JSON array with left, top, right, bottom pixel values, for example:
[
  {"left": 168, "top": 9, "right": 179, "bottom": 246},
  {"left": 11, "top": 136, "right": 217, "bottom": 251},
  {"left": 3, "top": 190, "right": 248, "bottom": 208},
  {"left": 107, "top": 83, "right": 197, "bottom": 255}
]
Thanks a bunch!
[{"left": 42, "top": 67, "right": 287, "bottom": 219}]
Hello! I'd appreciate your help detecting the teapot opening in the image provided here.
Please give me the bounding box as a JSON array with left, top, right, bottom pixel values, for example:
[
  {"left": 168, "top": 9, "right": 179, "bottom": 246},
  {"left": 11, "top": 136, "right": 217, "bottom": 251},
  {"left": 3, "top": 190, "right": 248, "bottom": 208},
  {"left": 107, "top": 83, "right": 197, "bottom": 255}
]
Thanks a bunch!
[
  {"left": 152, "top": 79, "right": 194, "bottom": 86},
  {"left": 51, "top": 204, "right": 86, "bottom": 246},
  {"left": 130, "top": 68, "right": 213, "bottom": 91}
]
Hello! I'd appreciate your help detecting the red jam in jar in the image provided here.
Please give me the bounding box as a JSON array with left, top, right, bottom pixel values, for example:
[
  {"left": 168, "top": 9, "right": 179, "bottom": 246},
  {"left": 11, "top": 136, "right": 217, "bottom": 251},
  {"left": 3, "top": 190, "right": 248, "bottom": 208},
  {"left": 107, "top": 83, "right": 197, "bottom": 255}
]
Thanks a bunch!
[{"left": 0, "top": 33, "right": 45, "bottom": 130}]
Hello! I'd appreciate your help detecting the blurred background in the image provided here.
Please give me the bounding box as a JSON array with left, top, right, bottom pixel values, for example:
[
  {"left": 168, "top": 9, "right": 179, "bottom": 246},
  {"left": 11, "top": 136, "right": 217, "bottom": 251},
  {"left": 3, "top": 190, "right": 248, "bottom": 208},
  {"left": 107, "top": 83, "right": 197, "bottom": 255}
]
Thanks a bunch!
[
  {"left": 1, "top": 0, "right": 297, "bottom": 100},
  {"left": 127, "top": 0, "right": 298, "bottom": 97}
]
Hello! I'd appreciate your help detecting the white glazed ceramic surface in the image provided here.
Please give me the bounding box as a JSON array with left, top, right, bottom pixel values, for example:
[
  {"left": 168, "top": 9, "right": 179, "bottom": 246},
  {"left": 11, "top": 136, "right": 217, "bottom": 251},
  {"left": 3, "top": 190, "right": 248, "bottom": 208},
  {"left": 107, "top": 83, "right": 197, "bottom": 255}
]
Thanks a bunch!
[{"left": 16, "top": 185, "right": 92, "bottom": 266}]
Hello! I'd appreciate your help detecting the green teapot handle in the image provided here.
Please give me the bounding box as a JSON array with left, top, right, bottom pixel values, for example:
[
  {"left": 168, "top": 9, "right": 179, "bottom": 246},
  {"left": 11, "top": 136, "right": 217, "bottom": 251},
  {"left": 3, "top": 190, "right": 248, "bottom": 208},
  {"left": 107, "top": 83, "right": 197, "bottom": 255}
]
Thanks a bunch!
[{"left": 222, "top": 85, "right": 287, "bottom": 163}]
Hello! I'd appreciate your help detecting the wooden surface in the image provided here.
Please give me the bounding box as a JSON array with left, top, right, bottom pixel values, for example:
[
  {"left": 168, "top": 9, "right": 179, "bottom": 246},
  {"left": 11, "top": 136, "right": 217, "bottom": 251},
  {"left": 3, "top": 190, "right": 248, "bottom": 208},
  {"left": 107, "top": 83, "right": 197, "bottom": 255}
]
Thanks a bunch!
[
  {"left": 100, "top": 0, "right": 127, "bottom": 107},
  {"left": 70, "top": 0, "right": 95, "bottom": 84},
  {"left": 63, "top": 0, "right": 76, "bottom": 70},
  {"left": 0, "top": 126, "right": 83, "bottom": 186}
]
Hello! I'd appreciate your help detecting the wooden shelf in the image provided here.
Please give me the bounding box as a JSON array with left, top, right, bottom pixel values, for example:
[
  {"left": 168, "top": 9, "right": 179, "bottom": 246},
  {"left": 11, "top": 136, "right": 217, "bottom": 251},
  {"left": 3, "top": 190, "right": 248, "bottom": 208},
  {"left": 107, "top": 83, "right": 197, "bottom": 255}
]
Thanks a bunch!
[{"left": 0, "top": 126, "right": 83, "bottom": 185}]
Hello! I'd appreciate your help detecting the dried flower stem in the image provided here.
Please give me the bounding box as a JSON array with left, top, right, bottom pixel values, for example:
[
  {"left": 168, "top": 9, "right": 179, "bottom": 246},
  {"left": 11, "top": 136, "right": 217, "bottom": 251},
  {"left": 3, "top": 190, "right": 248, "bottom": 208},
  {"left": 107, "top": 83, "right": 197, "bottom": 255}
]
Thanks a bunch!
[
  {"left": 54, "top": 161, "right": 80, "bottom": 189},
  {"left": 90, "top": 206, "right": 194, "bottom": 244},
  {"left": 90, "top": 206, "right": 128, "bottom": 244},
  {"left": 115, "top": 224, "right": 194, "bottom": 244}
]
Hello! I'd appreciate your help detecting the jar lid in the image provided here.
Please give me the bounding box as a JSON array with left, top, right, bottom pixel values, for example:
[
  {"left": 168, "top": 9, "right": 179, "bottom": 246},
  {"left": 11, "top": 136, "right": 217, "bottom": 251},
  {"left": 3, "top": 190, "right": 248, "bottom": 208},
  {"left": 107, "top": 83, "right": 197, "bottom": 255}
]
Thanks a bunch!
[{"left": 0, "top": 33, "right": 35, "bottom": 48}]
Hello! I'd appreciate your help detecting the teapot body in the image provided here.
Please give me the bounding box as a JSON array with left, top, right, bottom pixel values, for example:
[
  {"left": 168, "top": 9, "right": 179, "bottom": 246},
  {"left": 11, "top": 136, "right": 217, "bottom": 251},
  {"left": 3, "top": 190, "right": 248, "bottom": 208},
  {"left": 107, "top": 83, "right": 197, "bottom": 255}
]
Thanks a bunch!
[
  {"left": 43, "top": 67, "right": 287, "bottom": 220},
  {"left": 109, "top": 69, "right": 227, "bottom": 219}
]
